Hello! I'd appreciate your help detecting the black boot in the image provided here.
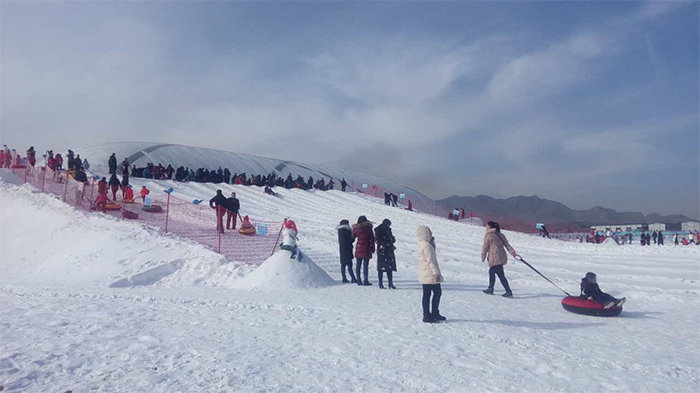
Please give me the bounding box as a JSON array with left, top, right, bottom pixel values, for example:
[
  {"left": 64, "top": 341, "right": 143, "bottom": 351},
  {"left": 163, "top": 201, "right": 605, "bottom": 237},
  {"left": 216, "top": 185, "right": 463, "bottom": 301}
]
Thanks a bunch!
[
  {"left": 483, "top": 287, "right": 494, "bottom": 295},
  {"left": 423, "top": 313, "right": 436, "bottom": 323},
  {"left": 502, "top": 291, "right": 513, "bottom": 298},
  {"left": 341, "top": 269, "right": 349, "bottom": 284},
  {"left": 388, "top": 272, "right": 396, "bottom": 289},
  {"left": 378, "top": 272, "right": 384, "bottom": 289},
  {"left": 432, "top": 310, "right": 446, "bottom": 321}
]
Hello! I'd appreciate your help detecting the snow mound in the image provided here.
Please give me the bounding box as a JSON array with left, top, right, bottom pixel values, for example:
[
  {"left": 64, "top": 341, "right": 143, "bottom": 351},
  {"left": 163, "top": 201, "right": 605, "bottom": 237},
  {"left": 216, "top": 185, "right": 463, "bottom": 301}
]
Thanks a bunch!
[
  {"left": 233, "top": 250, "right": 335, "bottom": 290},
  {"left": 0, "top": 180, "right": 244, "bottom": 288},
  {"left": 601, "top": 237, "right": 620, "bottom": 246}
]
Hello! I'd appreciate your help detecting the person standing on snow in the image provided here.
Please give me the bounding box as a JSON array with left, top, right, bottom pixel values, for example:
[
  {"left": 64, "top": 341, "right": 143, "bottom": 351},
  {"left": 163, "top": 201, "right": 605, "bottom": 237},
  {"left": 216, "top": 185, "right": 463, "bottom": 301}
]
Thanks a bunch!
[
  {"left": 416, "top": 225, "right": 445, "bottom": 323},
  {"left": 26, "top": 146, "right": 36, "bottom": 167},
  {"left": 375, "top": 219, "right": 397, "bottom": 289},
  {"left": 108, "top": 153, "right": 117, "bottom": 175},
  {"left": 209, "top": 190, "right": 228, "bottom": 234},
  {"left": 391, "top": 193, "right": 398, "bottom": 207},
  {"left": 97, "top": 177, "right": 108, "bottom": 196},
  {"left": 140, "top": 185, "right": 150, "bottom": 202},
  {"left": 658, "top": 231, "right": 664, "bottom": 246},
  {"left": 226, "top": 192, "right": 240, "bottom": 230},
  {"left": 481, "top": 221, "right": 517, "bottom": 298},
  {"left": 341, "top": 178, "right": 347, "bottom": 192},
  {"left": 108, "top": 174, "right": 121, "bottom": 201},
  {"left": 352, "top": 216, "right": 375, "bottom": 286},
  {"left": 337, "top": 219, "right": 357, "bottom": 283},
  {"left": 384, "top": 192, "right": 391, "bottom": 206},
  {"left": 652, "top": 231, "right": 658, "bottom": 244}
]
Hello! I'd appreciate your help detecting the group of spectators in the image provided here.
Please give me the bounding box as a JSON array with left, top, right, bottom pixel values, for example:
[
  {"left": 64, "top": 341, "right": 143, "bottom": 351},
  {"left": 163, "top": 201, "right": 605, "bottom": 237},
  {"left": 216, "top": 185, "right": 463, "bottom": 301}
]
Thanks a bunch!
[{"left": 122, "top": 154, "right": 356, "bottom": 193}]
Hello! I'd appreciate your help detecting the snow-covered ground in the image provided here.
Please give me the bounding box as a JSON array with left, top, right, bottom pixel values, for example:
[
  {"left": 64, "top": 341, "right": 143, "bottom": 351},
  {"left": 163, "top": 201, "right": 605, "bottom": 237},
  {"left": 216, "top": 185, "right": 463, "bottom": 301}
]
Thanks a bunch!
[{"left": 1, "top": 171, "right": 699, "bottom": 392}]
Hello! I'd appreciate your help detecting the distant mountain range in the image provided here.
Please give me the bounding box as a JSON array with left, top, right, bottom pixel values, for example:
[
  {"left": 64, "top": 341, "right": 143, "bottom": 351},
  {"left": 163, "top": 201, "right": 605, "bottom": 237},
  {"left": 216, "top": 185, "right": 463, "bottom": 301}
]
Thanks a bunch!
[{"left": 437, "top": 195, "right": 694, "bottom": 227}]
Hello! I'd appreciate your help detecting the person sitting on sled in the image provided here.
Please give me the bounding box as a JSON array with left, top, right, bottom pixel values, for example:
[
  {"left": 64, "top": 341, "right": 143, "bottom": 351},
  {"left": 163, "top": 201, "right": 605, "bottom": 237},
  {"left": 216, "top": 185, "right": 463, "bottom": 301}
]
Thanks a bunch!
[
  {"left": 94, "top": 193, "right": 110, "bottom": 213},
  {"left": 280, "top": 220, "right": 303, "bottom": 261},
  {"left": 581, "top": 272, "right": 626, "bottom": 309}
]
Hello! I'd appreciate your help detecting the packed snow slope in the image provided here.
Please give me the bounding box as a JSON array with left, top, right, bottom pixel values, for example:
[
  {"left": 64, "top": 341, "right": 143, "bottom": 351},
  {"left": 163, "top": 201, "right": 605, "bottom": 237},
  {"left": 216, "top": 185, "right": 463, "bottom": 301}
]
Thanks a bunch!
[{"left": 1, "top": 173, "right": 699, "bottom": 393}]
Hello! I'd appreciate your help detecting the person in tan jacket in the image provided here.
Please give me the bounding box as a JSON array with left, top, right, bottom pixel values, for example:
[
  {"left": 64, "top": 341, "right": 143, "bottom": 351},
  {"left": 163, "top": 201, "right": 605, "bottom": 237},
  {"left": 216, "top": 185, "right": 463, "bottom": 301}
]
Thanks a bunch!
[
  {"left": 481, "top": 221, "right": 517, "bottom": 297},
  {"left": 416, "top": 226, "right": 445, "bottom": 323}
]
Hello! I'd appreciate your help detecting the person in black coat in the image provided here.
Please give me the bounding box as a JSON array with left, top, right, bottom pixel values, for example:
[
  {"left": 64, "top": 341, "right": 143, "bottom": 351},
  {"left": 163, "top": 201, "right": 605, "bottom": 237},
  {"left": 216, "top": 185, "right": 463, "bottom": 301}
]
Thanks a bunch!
[
  {"left": 108, "top": 153, "right": 117, "bottom": 175},
  {"left": 384, "top": 192, "right": 391, "bottom": 206},
  {"left": 336, "top": 219, "right": 357, "bottom": 283},
  {"left": 341, "top": 178, "right": 347, "bottom": 192},
  {"left": 391, "top": 193, "right": 398, "bottom": 207},
  {"left": 209, "top": 190, "right": 228, "bottom": 233},
  {"left": 375, "top": 219, "right": 397, "bottom": 289},
  {"left": 108, "top": 174, "right": 121, "bottom": 201},
  {"left": 226, "top": 192, "right": 240, "bottom": 230},
  {"left": 581, "top": 272, "right": 625, "bottom": 309}
]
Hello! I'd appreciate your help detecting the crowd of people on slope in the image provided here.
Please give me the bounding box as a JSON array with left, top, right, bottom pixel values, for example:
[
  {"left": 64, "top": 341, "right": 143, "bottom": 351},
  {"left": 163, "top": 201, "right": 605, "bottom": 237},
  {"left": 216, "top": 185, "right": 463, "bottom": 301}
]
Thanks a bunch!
[
  {"left": 332, "top": 217, "right": 628, "bottom": 323},
  {"left": 126, "top": 156, "right": 347, "bottom": 191},
  {"left": 334, "top": 217, "right": 502, "bottom": 323}
]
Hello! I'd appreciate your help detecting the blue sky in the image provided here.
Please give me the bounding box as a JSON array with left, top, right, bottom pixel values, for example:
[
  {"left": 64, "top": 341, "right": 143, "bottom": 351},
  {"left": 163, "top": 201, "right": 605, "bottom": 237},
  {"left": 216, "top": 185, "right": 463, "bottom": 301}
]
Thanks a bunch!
[{"left": 2, "top": 1, "right": 698, "bottom": 218}]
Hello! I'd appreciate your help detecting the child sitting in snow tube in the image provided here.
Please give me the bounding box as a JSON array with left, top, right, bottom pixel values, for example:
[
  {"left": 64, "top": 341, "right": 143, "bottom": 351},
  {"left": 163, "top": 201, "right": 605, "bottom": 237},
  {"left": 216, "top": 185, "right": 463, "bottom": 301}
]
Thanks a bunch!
[
  {"left": 562, "top": 272, "right": 626, "bottom": 317},
  {"left": 238, "top": 215, "right": 257, "bottom": 235}
]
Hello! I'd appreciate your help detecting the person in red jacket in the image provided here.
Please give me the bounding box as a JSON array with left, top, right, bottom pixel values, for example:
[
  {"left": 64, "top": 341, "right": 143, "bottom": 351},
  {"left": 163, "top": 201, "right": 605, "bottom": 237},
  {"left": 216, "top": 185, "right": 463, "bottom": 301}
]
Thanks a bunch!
[
  {"left": 97, "top": 177, "right": 108, "bottom": 195},
  {"left": 95, "top": 193, "right": 109, "bottom": 212},
  {"left": 123, "top": 185, "right": 135, "bottom": 202},
  {"left": 352, "top": 215, "right": 375, "bottom": 286},
  {"left": 140, "top": 186, "right": 150, "bottom": 202}
]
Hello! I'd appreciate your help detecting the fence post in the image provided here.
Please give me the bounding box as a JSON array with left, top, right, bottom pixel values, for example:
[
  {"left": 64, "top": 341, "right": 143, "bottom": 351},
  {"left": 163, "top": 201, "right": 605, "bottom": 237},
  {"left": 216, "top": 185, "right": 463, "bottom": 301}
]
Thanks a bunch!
[
  {"left": 217, "top": 206, "right": 222, "bottom": 254},
  {"left": 89, "top": 180, "right": 95, "bottom": 207},
  {"left": 271, "top": 219, "right": 287, "bottom": 256},
  {"left": 164, "top": 193, "right": 171, "bottom": 233},
  {"left": 63, "top": 173, "right": 69, "bottom": 202},
  {"left": 41, "top": 167, "right": 47, "bottom": 192}
]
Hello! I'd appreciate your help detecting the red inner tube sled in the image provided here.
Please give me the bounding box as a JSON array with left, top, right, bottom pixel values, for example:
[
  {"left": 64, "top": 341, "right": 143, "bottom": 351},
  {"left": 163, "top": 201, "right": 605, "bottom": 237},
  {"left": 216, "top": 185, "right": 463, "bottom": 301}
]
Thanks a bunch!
[{"left": 561, "top": 296, "right": 622, "bottom": 317}]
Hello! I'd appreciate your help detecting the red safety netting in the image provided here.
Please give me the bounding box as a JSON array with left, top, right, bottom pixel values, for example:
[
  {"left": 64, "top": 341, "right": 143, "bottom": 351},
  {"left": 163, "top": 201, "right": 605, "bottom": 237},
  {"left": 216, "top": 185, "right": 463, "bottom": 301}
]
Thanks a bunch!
[{"left": 9, "top": 166, "right": 285, "bottom": 265}]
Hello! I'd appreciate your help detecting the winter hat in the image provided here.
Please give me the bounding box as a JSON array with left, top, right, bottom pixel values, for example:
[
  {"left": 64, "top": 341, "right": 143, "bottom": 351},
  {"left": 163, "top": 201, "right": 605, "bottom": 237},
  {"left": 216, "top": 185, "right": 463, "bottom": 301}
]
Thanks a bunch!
[
  {"left": 585, "top": 272, "right": 596, "bottom": 280},
  {"left": 340, "top": 219, "right": 349, "bottom": 225},
  {"left": 357, "top": 216, "right": 368, "bottom": 224},
  {"left": 382, "top": 219, "right": 391, "bottom": 227}
]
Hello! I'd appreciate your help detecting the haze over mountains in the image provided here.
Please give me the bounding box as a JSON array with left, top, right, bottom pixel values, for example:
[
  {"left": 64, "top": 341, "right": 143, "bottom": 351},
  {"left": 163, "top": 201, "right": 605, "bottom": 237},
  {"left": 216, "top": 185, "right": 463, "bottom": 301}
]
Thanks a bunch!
[{"left": 438, "top": 195, "right": 694, "bottom": 226}]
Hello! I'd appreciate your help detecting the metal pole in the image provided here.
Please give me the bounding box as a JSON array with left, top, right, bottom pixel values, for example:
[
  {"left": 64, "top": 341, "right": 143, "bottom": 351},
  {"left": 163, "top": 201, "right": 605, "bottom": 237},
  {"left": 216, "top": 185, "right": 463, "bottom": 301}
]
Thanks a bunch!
[
  {"left": 217, "top": 206, "right": 222, "bottom": 254},
  {"left": 271, "top": 219, "right": 287, "bottom": 256},
  {"left": 165, "top": 193, "right": 171, "bottom": 233},
  {"left": 41, "top": 167, "right": 47, "bottom": 192},
  {"left": 63, "top": 173, "right": 69, "bottom": 202},
  {"left": 90, "top": 180, "right": 95, "bottom": 207}
]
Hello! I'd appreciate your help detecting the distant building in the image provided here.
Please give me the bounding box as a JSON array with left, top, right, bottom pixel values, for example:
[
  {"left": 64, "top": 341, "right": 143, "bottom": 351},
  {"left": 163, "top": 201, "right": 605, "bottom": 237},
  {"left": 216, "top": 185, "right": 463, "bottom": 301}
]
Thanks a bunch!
[
  {"left": 590, "top": 222, "right": 694, "bottom": 233},
  {"left": 682, "top": 221, "right": 700, "bottom": 231},
  {"left": 648, "top": 223, "right": 666, "bottom": 232},
  {"left": 591, "top": 224, "right": 643, "bottom": 233}
]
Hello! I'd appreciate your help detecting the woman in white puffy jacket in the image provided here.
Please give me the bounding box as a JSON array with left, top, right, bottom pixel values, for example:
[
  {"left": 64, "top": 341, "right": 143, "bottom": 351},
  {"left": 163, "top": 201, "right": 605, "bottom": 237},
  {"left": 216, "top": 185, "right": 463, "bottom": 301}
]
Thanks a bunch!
[{"left": 416, "top": 226, "right": 445, "bottom": 323}]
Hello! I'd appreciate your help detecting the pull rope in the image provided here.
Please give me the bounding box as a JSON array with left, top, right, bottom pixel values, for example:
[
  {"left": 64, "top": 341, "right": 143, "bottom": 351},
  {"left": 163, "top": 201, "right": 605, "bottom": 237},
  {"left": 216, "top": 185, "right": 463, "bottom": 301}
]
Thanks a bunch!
[{"left": 515, "top": 255, "right": 571, "bottom": 297}]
